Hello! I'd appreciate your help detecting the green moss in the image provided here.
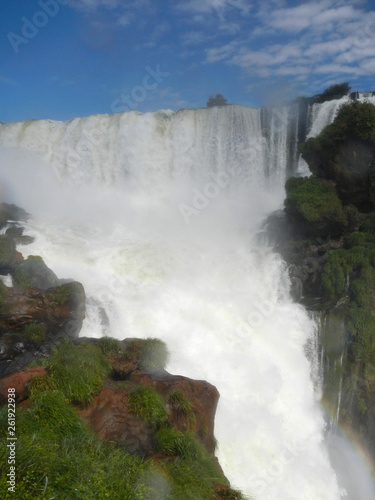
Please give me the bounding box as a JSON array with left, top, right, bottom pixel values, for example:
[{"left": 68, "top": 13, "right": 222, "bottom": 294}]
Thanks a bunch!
[
  {"left": 128, "top": 385, "right": 168, "bottom": 427},
  {"left": 45, "top": 340, "right": 111, "bottom": 405},
  {"left": 23, "top": 323, "right": 47, "bottom": 343},
  {"left": 285, "top": 176, "right": 346, "bottom": 227}
]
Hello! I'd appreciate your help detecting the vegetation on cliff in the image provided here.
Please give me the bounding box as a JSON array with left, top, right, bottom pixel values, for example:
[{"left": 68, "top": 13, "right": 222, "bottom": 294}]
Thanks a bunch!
[
  {"left": 300, "top": 101, "right": 375, "bottom": 210},
  {"left": 311, "top": 82, "right": 351, "bottom": 104},
  {"left": 301, "top": 101, "right": 375, "bottom": 159},
  {"left": 285, "top": 176, "right": 347, "bottom": 235},
  {"left": 0, "top": 339, "right": 245, "bottom": 499},
  {"left": 283, "top": 99, "right": 375, "bottom": 448}
]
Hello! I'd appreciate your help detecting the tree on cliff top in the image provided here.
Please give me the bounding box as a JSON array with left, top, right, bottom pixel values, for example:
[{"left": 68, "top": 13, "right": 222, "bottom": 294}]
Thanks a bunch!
[
  {"left": 313, "top": 82, "right": 351, "bottom": 104},
  {"left": 206, "top": 94, "right": 228, "bottom": 107}
]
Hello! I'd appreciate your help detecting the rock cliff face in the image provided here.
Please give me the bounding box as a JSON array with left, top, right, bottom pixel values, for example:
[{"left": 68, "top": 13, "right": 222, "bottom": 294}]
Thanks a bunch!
[
  {"left": 0, "top": 203, "right": 243, "bottom": 500},
  {"left": 274, "top": 101, "right": 375, "bottom": 453}
]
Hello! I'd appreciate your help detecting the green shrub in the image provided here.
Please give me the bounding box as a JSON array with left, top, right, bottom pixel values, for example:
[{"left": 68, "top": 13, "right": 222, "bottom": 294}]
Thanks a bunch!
[
  {"left": 23, "top": 323, "right": 46, "bottom": 343},
  {"left": 46, "top": 340, "right": 111, "bottom": 404},
  {"left": 321, "top": 245, "right": 375, "bottom": 299},
  {"left": 285, "top": 176, "right": 346, "bottom": 226},
  {"left": 128, "top": 386, "right": 167, "bottom": 427},
  {"left": 312, "top": 82, "right": 351, "bottom": 104}
]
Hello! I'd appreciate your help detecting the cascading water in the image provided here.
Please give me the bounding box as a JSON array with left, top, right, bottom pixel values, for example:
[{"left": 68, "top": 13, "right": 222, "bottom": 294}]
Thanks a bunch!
[{"left": 0, "top": 104, "right": 348, "bottom": 499}]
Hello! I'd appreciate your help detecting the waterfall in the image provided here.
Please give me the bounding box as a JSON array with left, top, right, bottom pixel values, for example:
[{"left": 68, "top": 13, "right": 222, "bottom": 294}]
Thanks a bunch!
[{"left": 0, "top": 103, "right": 347, "bottom": 499}]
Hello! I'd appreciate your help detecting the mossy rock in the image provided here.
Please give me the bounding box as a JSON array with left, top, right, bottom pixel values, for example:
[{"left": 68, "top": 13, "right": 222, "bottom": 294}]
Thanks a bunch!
[
  {"left": 285, "top": 176, "right": 347, "bottom": 236},
  {"left": 0, "top": 235, "right": 17, "bottom": 271},
  {"left": 13, "top": 255, "right": 59, "bottom": 289},
  {"left": 46, "top": 281, "right": 85, "bottom": 305},
  {"left": 0, "top": 203, "right": 30, "bottom": 230}
]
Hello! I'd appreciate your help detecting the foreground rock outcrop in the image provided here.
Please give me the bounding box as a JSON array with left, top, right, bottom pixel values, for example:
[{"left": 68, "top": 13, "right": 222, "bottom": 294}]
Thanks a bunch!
[{"left": 0, "top": 337, "right": 243, "bottom": 500}]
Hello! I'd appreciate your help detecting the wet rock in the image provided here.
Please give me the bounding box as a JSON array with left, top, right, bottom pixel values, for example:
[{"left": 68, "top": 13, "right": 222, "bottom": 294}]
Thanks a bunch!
[
  {"left": 13, "top": 255, "right": 60, "bottom": 290},
  {"left": 78, "top": 370, "right": 219, "bottom": 456},
  {"left": 0, "top": 366, "right": 47, "bottom": 405},
  {"left": 0, "top": 203, "right": 30, "bottom": 230},
  {"left": 0, "top": 235, "right": 22, "bottom": 274},
  {"left": 0, "top": 282, "right": 86, "bottom": 377}
]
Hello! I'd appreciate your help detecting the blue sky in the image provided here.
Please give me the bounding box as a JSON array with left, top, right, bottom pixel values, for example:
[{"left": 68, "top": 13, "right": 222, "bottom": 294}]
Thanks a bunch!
[{"left": 1, "top": 0, "right": 375, "bottom": 122}]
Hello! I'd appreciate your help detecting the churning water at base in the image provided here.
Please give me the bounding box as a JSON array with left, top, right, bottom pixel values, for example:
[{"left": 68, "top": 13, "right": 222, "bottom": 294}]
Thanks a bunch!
[{"left": 0, "top": 105, "right": 347, "bottom": 499}]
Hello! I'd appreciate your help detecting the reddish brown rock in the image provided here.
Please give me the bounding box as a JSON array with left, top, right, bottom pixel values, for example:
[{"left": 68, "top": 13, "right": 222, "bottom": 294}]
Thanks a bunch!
[
  {"left": 0, "top": 282, "right": 86, "bottom": 377},
  {"left": 78, "top": 371, "right": 219, "bottom": 456},
  {"left": 0, "top": 366, "right": 47, "bottom": 405},
  {"left": 0, "top": 282, "right": 85, "bottom": 333},
  {"left": 78, "top": 385, "right": 155, "bottom": 455},
  {"left": 131, "top": 371, "right": 219, "bottom": 454}
]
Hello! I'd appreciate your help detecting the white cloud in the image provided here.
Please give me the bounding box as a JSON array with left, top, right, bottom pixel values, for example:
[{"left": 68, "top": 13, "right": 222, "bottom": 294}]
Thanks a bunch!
[
  {"left": 181, "top": 31, "right": 215, "bottom": 46},
  {"left": 69, "top": 0, "right": 122, "bottom": 11},
  {"left": 206, "top": 41, "right": 237, "bottom": 62},
  {"left": 68, "top": 0, "right": 151, "bottom": 27},
  {"left": 176, "top": 0, "right": 249, "bottom": 14},
  {"left": 202, "top": 0, "right": 375, "bottom": 88},
  {"left": 267, "top": 1, "right": 362, "bottom": 33}
]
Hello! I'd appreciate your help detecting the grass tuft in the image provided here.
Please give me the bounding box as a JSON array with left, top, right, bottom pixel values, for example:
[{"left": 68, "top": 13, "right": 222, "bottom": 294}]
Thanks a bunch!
[
  {"left": 128, "top": 385, "right": 168, "bottom": 427},
  {"left": 46, "top": 339, "right": 111, "bottom": 405},
  {"left": 139, "top": 338, "right": 169, "bottom": 372}
]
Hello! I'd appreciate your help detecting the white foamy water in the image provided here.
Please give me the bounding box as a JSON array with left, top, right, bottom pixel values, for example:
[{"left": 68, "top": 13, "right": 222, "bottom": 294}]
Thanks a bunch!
[{"left": 0, "top": 105, "right": 345, "bottom": 499}]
